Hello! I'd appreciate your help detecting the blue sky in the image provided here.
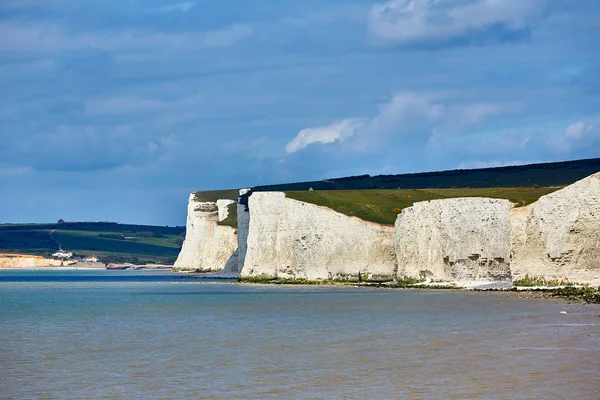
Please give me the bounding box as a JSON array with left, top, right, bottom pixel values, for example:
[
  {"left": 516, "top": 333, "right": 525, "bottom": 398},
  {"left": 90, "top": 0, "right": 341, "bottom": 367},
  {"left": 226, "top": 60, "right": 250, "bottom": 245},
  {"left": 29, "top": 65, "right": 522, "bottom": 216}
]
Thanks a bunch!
[{"left": 1, "top": 0, "right": 599, "bottom": 225}]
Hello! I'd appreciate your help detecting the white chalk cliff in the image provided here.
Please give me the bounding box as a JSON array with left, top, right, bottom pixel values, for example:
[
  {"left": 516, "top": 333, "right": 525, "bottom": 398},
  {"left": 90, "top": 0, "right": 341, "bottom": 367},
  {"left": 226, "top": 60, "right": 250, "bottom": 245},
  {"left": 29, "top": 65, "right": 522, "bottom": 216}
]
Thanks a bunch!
[
  {"left": 239, "top": 192, "right": 396, "bottom": 281},
  {"left": 235, "top": 189, "right": 251, "bottom": 275},
  {"left": 395, "top": 198, "right": 512, "bottom": 288},
  {"left": 180, "top": 172, "right": 599, "bottom": 286},
  {"left": 0, "top": 254, "right": 72, "bottom": 268},
  {"left": 510, "top": 172, "right": 600, "bottom": 284},
  {"left": 209, "top": 189, "right": 251, "bottom": 278},
  {"left": 173, "top": 194, "right": 237, "bottom": 272}
]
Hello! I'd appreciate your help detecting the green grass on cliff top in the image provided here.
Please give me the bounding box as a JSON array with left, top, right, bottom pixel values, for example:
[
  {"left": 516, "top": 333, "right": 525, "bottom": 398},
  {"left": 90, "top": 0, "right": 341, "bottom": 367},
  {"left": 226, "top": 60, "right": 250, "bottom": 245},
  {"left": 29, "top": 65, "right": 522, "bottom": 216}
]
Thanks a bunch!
[
  {"left": 193, "top": 190, "right": 238, "bottom": 203},
  {"left": 284, "top": 186, "right": 562, "bottom": 225},
  {"left": 192, "top": 186, "right": 563, "bottom": 226}
]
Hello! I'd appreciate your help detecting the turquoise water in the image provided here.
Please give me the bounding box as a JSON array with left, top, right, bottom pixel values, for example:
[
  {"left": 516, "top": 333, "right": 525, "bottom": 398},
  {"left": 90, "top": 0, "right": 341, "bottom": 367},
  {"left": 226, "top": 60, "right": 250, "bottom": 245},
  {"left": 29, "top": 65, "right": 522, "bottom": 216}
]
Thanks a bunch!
[{"left": 1, "top": 270, "right": 598, "bottom": 399}]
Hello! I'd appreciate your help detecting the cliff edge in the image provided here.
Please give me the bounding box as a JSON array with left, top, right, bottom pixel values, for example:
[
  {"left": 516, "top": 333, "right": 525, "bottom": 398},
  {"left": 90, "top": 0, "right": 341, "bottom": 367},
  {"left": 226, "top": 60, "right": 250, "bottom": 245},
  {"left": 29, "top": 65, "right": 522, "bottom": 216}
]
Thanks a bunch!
[{"left": 511, "top": 172, "right": 600, "bottom": 284}]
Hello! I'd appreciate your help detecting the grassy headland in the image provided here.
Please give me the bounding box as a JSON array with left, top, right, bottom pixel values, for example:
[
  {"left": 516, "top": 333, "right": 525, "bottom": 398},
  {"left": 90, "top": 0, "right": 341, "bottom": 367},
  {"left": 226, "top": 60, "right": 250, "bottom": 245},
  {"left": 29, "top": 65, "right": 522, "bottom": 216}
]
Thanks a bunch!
[
  {"left": 285, "top": 186, "right": 561, "bottom": 225},
  {"left": 192, "top": 186, "right": 562, "bottom": 227},
  {"left": 193, "top": 159, "right": 600, "bottom": 226}
]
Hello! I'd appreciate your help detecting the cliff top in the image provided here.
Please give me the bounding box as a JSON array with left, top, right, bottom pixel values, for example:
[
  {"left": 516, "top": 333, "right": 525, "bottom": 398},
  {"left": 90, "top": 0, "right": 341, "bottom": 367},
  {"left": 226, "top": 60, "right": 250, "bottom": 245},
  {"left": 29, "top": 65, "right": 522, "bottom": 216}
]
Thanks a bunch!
[
  {"left": 285, "top": 186, "right": 562, "bottom": 225},
  {"left": 193, "top": 190, "right": 238, "bottom": 203},
  {"left": 191, "top": 158, "right": 600, "bottom": 226}
]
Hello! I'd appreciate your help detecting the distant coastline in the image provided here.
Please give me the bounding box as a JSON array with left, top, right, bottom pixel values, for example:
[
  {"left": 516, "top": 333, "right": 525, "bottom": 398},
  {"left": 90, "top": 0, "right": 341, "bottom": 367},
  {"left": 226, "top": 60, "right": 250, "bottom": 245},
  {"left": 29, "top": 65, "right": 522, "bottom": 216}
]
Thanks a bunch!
[{"left": 0, "top": 253, "right": 173, "bottom": 270}]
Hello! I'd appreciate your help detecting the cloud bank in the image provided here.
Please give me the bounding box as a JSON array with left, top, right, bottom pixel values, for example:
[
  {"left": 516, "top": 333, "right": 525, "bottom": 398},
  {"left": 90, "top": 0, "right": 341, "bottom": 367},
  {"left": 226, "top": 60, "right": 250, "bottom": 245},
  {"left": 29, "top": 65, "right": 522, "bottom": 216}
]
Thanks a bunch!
[{"left": 369, "top": 0, "right": 545, "bottom": 45}]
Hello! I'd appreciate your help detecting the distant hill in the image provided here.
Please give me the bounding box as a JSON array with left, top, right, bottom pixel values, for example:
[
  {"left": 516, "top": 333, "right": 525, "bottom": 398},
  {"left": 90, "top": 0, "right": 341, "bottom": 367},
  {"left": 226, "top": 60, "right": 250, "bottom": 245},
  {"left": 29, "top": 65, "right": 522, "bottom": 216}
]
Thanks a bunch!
[
  {"left": 252, "top": 158, "right": 600, "bottom": 192},
  {"left": 0, "top": 222, "right": 185, "bottom": 264}
]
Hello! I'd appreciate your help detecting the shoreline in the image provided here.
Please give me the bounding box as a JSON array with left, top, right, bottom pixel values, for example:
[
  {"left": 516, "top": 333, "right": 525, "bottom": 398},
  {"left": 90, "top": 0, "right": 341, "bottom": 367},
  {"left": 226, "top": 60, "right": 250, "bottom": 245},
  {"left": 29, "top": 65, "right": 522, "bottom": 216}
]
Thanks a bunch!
[
  {"left": 0, "top": 266, "right": 107, "bottom": 270},
  {"left": 2, "top": 268, "right": 598, "bottom": 303},
  {"left": 0, "top": 264, "right": 173, "bottom": 271},
  {"left": 175, "top": 274, "right": 600, "bottom": 304}
]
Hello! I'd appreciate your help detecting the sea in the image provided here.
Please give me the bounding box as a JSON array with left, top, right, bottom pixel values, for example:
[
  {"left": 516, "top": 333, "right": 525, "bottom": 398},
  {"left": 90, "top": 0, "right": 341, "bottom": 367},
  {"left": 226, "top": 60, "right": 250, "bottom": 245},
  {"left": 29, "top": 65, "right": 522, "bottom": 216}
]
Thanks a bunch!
[{"left": 1, "top": 270, "right": 598, "bottom": 399}]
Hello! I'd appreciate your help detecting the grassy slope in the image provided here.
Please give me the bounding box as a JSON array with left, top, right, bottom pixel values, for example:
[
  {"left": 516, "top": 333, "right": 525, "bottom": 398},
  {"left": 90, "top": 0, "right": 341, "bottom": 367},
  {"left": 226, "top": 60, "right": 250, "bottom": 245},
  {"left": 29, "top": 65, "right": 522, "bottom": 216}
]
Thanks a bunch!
[
  {"left": 193, "top": 190, "right": 238, "bottom": 203},
  {"left": 0, "top": 222, "right": 185, "bottom": 264},
  {"left": 217, "top": 202, "right": 238, "bottom": 229},
  {"left": 285, "top": 186, "right": 562, "bottom": 225}
]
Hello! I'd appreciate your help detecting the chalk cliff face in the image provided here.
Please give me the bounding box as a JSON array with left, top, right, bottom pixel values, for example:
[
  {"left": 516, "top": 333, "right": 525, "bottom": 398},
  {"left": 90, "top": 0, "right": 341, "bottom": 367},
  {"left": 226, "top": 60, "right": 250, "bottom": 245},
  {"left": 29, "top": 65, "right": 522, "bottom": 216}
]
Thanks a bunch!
[
  {"left": 216, "top": 199, "right": 235, "bottom": 222},
  {"left": 239, "top": 192, "right": 396, "bottom": 281},
  {"left": 395, "top": 198, "right": 512, "bottom": 288},
  {"left": 183, "top": 173, "right": 598, "bottom": 285},
  {"left": 173, "top": 194, "right": 237, "bottom": 272},
  {"left": 235, "top": 189, "right": 251, "bottom": 275},
  {"left": 511, "top": 172, "right": 600, "bottom": 284},
  {"left": 0, "top": 254, "right": 68, "bottom": 268},
  {"left": 209, "top": 189, "right": 250, "bottom": 278}
]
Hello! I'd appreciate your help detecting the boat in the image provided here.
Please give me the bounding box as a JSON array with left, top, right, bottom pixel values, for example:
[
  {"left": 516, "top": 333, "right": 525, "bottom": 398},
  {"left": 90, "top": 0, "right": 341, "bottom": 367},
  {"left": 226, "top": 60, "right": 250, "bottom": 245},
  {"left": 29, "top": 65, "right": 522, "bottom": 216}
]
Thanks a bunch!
[
  {"left": 106, "top": 264, "right": 129, "bottom": 270},
  {"left": 84, "top": 255, "right": 98, "bottom": 262}
]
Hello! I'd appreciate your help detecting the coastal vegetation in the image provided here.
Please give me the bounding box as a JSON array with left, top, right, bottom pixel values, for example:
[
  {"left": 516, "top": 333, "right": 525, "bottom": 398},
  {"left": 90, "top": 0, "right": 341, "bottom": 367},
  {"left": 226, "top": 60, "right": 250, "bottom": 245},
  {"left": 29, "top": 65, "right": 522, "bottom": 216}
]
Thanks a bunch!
[
  {"left": 547, "top": 287, "right": 600, "bottom": 303},
  {"left": 237, "top": 275, "right": 427, "bottom": 286},
  {"left": 513, "top": 275, "right": 574, "bottom": 287},
  {"left": 237, "top": 277, "right": 600, "bottom": 303}
]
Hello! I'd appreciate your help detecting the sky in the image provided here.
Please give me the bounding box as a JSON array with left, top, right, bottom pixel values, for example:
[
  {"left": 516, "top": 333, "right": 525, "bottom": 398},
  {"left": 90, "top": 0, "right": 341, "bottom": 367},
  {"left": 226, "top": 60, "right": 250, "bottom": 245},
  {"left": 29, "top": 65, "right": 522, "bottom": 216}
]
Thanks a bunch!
[{"left": 1, "top": 0, "right": 599, "bottom": 226}]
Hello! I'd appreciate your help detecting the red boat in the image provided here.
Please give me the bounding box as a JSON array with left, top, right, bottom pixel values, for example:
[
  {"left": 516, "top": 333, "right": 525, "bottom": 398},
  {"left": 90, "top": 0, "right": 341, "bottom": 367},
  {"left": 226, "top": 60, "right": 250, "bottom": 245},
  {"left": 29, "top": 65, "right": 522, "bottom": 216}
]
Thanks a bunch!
[{"left": 106, "top": 264, "right": 129, "bottom": 270}]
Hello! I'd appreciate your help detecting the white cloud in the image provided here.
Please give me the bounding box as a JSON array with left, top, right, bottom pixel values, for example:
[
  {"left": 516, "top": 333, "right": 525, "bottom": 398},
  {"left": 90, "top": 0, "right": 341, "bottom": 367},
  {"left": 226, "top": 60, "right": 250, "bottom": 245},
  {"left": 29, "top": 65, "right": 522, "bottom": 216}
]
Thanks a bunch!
[
  {"left": 286, "top": 93, "right": 444, "bottom": 154},
  {"left": 0, "top": 22, "right": 252, "bottom": 54},
  {"left": 461, "top": 102, "right": 521, "bottom": 125},
  {"left": 367, "top": 93, "right": 444, "bottom": 134},
  {"left": 554, "top": 121, "right": 599, "bottom": 153},
  {"left": 369, "top": 0, "right": 543, "bottom": 44},
  {"left": 147, "top": 2, "right": 196, "bottom": 13},
  {"left": 285, "top": 119, "right": 363, "bottom": 153},
  {"left": 285, "top": 91, "right": 540, "bottom": 158},
  {"left": 564, "top": 121, "right": 585, "bottom": 138}
]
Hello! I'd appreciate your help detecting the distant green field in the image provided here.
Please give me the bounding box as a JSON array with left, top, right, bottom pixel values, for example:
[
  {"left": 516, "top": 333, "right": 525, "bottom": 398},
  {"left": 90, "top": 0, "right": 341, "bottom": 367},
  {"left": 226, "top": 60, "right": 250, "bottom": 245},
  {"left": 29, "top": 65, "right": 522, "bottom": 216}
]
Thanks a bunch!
[
  {"left": 0, "top": 222, "right": 185, "bottom": 264},
  {"left": 285, "top": 186, "right": 562, "bottom": 225}
]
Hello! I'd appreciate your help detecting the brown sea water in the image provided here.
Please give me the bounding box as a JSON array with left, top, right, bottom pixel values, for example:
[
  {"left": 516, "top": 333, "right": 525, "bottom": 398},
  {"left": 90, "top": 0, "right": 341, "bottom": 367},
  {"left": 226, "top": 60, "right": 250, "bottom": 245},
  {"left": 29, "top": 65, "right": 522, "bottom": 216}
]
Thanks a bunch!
[{"left": 0, "top": 270, "right": 598, "bottom": 399}]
